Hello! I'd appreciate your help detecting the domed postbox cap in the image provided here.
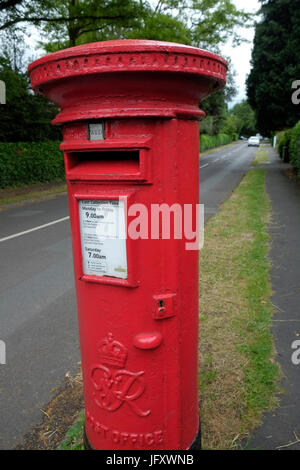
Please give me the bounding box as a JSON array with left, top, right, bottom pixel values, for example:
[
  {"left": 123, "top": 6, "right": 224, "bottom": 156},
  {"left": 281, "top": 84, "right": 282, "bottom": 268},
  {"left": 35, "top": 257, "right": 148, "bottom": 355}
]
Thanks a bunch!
[{"left": 28, "top": 40, "right": 228, "bottom": 124}]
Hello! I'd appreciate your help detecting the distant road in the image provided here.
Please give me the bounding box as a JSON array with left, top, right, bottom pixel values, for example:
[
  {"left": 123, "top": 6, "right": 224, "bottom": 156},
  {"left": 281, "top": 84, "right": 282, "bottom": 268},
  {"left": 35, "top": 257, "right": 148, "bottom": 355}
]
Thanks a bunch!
[
  {"left": 200, "top": 142, "right": 256, "bottom": 221},
  {"left": 0, "top": 141, "right": 256, "bottom": 449}
]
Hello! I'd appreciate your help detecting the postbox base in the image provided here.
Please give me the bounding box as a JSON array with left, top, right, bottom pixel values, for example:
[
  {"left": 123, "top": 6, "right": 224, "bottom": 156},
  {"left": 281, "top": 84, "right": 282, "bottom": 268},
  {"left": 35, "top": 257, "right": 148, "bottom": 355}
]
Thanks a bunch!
[{"left": 83, "top": 422, "right": 201, "bottom": 451}]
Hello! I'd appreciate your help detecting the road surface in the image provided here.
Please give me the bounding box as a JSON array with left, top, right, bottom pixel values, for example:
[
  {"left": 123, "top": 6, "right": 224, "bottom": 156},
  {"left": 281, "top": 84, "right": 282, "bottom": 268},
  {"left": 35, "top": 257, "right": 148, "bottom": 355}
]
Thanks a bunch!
[{"left": 0, "top": 141, "right": 256, "bottom": 449}]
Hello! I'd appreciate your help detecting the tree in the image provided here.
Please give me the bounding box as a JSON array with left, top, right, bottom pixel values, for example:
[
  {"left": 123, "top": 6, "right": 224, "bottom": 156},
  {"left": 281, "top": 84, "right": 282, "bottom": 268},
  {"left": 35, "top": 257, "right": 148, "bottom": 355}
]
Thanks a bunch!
[
  {"left": 137, "top": 0, "right": 252, "bottom": 49},
  {"left": 0, "top": 0, "right": 252, "bottom": 140},
  {"left": 0, "top": 0, "right": 144, "bottom": 47},
  {"left": 188, "top": 0, "right": 252, "bottom": 49},
  {"left": 231, "top": 101, "right": 256, "bottom": 137},
  {"left": 79, "top": 5, "right": 192, "bottom": 47},
  {"left": 0, "top": 0, "right": 22, "bottom": 12},
  {"left": 218, "top": 101, "right": 256, "bottom": 139},
  {"left": 0, "top": 0, "right": 252, "bottom": 49},
  {"left": 247, "top": 0, "right": 300, "bottom": 135},
  {"left": 221, "top": 111, "right": 239, "bottom": 138},
  {"left": 41, "top": 0, "right": 144, "bottom": 49},
  {"left": 0, "top": 47, "right": 60, "bottom": 141},
  {"left": 201, "top": 57, "right": 237, "bottom": 136}
]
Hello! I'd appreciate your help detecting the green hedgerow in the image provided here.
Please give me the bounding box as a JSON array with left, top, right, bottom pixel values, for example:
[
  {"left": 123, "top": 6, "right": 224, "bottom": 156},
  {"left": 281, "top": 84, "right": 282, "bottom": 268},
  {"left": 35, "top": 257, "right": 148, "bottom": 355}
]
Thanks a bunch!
[
  {"left": 200, "top": 133, "right": 233, "bottom": 153},
  {"left": 0, "top": 141, "right": 64, "bottom": 188},
  {"left": 289, "top": 121, "right": 300, "bottom": 176}
]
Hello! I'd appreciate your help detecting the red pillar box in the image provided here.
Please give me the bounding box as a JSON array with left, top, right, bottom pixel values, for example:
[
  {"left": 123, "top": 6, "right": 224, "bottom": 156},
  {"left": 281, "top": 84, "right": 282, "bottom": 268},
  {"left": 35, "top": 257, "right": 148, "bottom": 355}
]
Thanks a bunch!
[{"left": 28, "top": 40, "right": 227, "bottom": 451}]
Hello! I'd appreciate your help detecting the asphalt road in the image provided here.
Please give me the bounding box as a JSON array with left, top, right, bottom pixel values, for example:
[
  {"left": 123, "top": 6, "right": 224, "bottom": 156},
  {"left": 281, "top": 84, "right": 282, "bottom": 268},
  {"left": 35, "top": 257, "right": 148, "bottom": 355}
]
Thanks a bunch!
[
  {"left": 0, "top": 141, "right": 256, "bottom": 449},
  {"left": 200, "top": 141, "right": 256, "bottom": 221}
]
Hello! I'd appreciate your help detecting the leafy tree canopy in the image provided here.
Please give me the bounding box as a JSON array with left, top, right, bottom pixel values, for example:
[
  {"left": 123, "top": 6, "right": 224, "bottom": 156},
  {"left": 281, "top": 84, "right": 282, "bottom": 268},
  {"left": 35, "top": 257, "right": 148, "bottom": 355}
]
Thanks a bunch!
[
  {"left": 231, "top": 100, "right": 256, "bottom": 137},
  {"left": 0, "top": 30, "right": 60, "bottom": 141},
  {"left": 0, "top": 0, "right": 252, "bottom": 49},
  {"left": 247, "top": 0, "right": 300, "bottom": 135},
  {"left": 0, "top": 0, "right": 254, "bottom": 141}
]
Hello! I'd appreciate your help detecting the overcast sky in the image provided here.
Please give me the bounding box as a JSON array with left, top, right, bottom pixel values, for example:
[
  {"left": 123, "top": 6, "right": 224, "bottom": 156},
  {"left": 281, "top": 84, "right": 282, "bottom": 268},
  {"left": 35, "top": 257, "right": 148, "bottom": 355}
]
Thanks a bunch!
[
  {"left": 24, "top": 0, "right": 261, "bottom": 107},
  {"left": 221, "top": 0, "right": 261, "bottom": 107}
]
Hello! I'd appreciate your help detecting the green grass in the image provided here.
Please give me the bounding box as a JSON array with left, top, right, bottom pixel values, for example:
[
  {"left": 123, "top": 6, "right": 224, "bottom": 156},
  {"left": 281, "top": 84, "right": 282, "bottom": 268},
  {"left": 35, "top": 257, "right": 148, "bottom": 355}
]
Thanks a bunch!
[
  {"left": 0, "top": 183, "right": 67, "bottom": 206},
  {"left": 58, "top": 411, "right": 85, "bottom": 450},
  {"left": 252, "top": 148, "right": 270, "bottom": 166},
  {"left": 199, "top": 169, "right": 281, "bottom": 449}
]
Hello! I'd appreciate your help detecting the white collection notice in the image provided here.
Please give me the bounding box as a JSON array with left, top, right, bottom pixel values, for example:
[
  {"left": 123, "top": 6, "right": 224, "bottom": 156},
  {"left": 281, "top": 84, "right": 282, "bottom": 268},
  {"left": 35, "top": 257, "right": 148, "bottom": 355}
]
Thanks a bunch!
[{"left": 79, "top": 199, "right": 127, "bottom": 279}]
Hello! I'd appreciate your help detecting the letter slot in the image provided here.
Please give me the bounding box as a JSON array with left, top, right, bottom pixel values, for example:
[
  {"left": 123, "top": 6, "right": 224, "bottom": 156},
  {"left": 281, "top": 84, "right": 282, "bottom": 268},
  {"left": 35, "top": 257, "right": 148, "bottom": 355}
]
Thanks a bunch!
[{"left": 65, "top": 150, "right": 148, "bottom": 182}]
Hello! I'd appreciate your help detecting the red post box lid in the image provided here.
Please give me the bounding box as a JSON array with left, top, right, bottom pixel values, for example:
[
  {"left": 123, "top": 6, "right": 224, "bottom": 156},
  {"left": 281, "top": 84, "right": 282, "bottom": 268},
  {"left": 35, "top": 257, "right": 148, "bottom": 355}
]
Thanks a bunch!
[{"left": 28, "top": 40, "right": 228, "bottom": 123}]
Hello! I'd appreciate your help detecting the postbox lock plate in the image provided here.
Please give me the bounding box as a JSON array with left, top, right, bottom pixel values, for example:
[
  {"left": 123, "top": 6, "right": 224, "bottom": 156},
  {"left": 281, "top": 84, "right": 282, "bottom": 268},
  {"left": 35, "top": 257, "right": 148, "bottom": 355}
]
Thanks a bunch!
[{"left": 153, "top": 293, "right": 176, "bottom": 320}]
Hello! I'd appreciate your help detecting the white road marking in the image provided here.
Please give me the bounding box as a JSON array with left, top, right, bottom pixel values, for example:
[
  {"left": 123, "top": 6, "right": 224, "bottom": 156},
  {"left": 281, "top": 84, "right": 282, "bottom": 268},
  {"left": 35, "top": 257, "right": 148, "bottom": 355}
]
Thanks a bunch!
[
  {"left": 200, "top": 163, "right": 209, "bottom": 169},
  {"left": 0, "top": 216, "right": 70, "bottom": 243}
]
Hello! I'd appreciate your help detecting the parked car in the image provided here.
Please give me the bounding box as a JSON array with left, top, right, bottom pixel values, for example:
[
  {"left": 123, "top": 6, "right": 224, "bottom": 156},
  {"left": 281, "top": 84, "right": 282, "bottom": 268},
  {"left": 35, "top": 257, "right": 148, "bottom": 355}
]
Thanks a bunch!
[{"left": 248, "top": 136, "right": 260, "bottom": 147}]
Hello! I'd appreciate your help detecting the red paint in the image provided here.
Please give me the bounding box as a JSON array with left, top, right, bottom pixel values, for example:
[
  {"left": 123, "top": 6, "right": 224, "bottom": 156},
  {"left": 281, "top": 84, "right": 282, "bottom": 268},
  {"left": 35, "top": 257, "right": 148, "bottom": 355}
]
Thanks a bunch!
[
  {"left": 28, "top": 40, "right": 227, "bottom": 450},
  {"left": 133, "top": 332, "right": 163, "bottom": 350}
]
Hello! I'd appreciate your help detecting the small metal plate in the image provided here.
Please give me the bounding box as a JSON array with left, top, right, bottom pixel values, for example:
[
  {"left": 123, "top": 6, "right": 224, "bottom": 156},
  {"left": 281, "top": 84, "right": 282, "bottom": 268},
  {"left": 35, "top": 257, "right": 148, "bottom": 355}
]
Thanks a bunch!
[{"left": 87, "top": 122, "right": 105, "bottom": 141}]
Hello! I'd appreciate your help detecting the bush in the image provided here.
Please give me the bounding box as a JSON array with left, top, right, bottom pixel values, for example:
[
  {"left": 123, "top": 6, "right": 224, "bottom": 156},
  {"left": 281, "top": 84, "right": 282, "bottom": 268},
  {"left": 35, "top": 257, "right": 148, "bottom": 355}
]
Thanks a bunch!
[
  {"left": 200, "top": 133, "right": 233, "bottom": 153},
  {"left": 277, "top": 129, "right": 292, "bottom": 162},
  {"left": 289, "top": 121, "right": 300, "bottom": 176},
  {"left": 0, "top": 141, "right": 64, "bottom": 188}
]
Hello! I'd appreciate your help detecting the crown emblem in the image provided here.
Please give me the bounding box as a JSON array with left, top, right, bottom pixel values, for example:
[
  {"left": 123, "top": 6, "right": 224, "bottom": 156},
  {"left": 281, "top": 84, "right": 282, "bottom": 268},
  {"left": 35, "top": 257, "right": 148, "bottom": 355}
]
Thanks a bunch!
[{"left": 97, "top": 333, "right": 128, "bottom": 368}]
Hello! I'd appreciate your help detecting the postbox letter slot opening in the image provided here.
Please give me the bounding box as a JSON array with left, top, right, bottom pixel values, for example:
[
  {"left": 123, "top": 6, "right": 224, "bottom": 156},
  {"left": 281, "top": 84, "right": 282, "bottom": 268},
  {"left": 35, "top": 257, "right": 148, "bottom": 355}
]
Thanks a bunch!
[{"left": 66, "top": 150, "right": 141, "bottom": 178}]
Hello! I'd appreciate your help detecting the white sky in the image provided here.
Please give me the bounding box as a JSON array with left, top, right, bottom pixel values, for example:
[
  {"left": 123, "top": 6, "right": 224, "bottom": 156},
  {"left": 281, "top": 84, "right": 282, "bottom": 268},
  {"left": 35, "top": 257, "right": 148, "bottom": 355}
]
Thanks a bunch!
[
  {"left": 24, "top": 0, "right": 261, "bottom": 106},
  {"left": 221, "top": 0, "right": 261, "bottom": 107}
]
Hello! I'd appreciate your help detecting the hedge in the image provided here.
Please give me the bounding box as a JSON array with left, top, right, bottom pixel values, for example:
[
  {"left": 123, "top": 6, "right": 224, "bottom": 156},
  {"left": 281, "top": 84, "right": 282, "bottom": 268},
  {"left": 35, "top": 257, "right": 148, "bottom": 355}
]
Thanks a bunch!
[
  {"left": 276, "top": 129, "right": 292, "bottom": 162},
  {"left": 0, "top": 135, "right": 235, "bottom": 189},
  {"left": 0, "top": 142, "right": 64, "bottom": 188},
  {"left": 200, "top": 133, "right": 233, "bottom": 153},
  {"left": 289, "top": 121, "right": 300, "bottom": 176}
]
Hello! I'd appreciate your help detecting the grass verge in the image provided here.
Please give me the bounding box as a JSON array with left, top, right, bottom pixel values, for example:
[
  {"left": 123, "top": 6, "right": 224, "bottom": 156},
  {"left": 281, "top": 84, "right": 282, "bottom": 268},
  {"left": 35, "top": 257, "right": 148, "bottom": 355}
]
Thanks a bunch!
[
  {"left": 252, "top": 147, "right": 270, "bottom": 166},
  {"left": 200, "top": 141, "right": 239, "bottom": 158},
  {"left": 0, "top": 181, "right": 66, "bottom": 207},
  {"left": 15, "top": 369, "right": 84, "bottom": 450},
  {"left": 199, "top": 169, "right": 280, "bottom": 449},
  {"left": 58, "top": 411, "right": 85, "bottom": 450}
]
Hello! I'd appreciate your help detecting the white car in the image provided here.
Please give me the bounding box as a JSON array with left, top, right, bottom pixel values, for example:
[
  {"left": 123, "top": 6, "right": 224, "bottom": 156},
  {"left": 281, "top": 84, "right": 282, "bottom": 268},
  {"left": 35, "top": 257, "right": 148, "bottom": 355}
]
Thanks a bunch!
[{"left": 248, "top": 136, "right": 260, "bottom": 147}]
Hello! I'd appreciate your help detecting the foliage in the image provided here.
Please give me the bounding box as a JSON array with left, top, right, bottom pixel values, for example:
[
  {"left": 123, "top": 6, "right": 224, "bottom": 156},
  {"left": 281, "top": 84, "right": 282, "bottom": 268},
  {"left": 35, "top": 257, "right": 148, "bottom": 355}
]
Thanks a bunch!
[
  {"left": 0, "top": 1, "right": 253, "bottom": 49},
  {"left": 0, "top": 0, "right": 254, "bottom": 145},
  {"left": 187, "top": 0, "right": 253, "bottom": 49},
  {"left": 247, "top": 0, "right": 300, "bottom": 134},
  {"left": 0, "top": 45, "right": 61, "bottom": 141},
  {"left": 40, "top": 0, "right": 144, "bottom": 50},
  {"left": 58, "top": 411, "right": 84, "bottom": 450},
  {"left": 276, "top": 128, "right": 292, "bottom": 162},
  {"left": 201, "top": 57, "right": 238, "bottom": 136},
  {"left": 201, "top": 90, "right": 227, "bottom": 136},
  {"left": 200, "top": 133, "right": 233, "bottom": 152},
  {"left": 0, "top": 0, "right": 23, "bottom": 12},
  {"left": 219, "top": 101, "right": 256, "bottom": 140},
  {"left": 289, "top": 121, "right": 300, "bottom": 176},
  {"left": 231, "top": 101, "right": 256, "bottom": 137},
  {"left": 221, "top": 112, "right": 239, "bottom": 139},
  {"left": 0, "top": 141, "right": 64, "bottom": 188}
]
